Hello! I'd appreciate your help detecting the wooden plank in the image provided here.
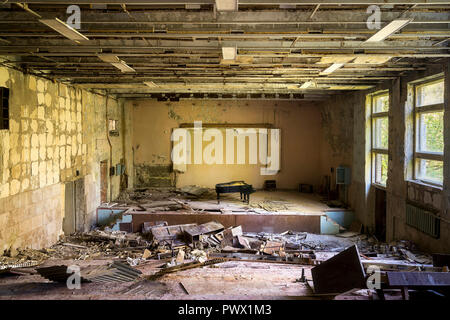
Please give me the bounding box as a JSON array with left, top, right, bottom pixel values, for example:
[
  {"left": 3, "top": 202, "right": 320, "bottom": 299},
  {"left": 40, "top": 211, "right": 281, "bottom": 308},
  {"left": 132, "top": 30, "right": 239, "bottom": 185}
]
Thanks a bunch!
[
  {"left": 150, "top": 223, "right": 197, "bottom": 241},
  {"left": 387, "top": 272, "right": 450, "bottom": 288},
  {"left": 311, "top": 245, "right": 366, "bottom": 294}
]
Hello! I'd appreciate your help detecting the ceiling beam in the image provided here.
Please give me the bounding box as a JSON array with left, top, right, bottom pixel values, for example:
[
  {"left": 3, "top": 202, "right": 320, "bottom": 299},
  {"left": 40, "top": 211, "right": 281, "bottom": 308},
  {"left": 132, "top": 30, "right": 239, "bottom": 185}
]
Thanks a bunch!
[
  {"left": 1, "top": 11, "right": 448, "bottom": 25},
  {"left": 4, "top": 0, "right": 450, "bottom": 4}
]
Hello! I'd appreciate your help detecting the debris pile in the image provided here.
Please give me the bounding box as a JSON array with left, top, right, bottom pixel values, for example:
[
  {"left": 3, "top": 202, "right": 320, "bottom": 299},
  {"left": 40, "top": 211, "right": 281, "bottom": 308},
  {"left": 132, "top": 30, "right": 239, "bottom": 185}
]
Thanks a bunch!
[{"left": 1, "top": 217, "right": 447, "bottom": 300}]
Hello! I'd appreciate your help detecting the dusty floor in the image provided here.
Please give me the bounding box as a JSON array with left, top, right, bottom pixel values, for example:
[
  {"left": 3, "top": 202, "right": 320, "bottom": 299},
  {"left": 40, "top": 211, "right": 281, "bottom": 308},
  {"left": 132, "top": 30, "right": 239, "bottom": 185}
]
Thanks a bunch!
[
  {"left": 0, "top": 188, "right": 436, "bottom": 300},
  {"left": 116, "top": 188, "right": 330, "bottom": 215},
  {"left": 0, "top": 259, "right": 320, "bottom": 300},
  {"left": 221, "top": 190, "right": 329, "bottom": 214}
]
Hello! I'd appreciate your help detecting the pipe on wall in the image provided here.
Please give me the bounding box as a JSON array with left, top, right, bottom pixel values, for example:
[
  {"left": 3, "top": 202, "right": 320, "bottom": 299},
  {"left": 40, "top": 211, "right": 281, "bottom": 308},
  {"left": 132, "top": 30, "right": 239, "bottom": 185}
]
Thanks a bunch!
[{"left": 105, "top": 92, "right": 113, "bottom": 202}]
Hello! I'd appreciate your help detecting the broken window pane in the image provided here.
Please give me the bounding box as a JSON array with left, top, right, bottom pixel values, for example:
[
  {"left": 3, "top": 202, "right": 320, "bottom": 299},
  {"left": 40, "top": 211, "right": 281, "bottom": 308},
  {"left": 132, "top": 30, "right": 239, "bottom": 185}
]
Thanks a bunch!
[
  {"left": 416, "top": 159, "right": 443, "bottom": 184},
  {"left": 373, "top": 117, "right": 388, "bottom": 149},
  {"left": 416, "top": 79, "right": 444, "bottom": 107},
  {"left": 373, "top": 94, "right": 389, "bottom": 113},
  {"left": 374, "top": 153, "right": 388, "bottom": 186},
  {"left": 418, "top": 111, "right": 444, "bottom": 153}
]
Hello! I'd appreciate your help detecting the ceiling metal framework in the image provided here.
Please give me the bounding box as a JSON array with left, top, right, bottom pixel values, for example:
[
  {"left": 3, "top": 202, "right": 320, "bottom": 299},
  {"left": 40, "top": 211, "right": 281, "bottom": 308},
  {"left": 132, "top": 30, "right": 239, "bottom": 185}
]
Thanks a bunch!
[{"left": 0, "top": 1, "right": 449, "bottom": 100}]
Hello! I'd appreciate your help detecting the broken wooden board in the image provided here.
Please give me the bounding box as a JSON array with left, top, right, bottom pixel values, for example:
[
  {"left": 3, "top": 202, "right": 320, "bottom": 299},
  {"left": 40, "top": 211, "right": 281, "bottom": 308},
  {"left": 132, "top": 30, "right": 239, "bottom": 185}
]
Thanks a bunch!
[
  {"left": 150, "top": 223, "right": 197, "bottom": 241},
  {"left": 336, "top": 231, "right": 360, "bottom": 238},
  {"left": 236, "top": 235, "right": 251, "bottom": 249},
  {"left": 361, "top": 259, "right": 434, "bottom": 270},
  {"left": 311, "top": 245, "right": 366, "bottom": 294},
  {"left": 262, "top": 240, "right": 283, "bottom": 255},
  {"left": 184, "top": 221, "right": 224, "bottom": 242},
  {"left": 222, "top": 226, "right": 243, "bottom": 247},
  {"left": 387, "top": 272, "right": 450, "bottom": 288},
  {"left": 210, "top": 252, "right": 314, "bottom": 265},
  {"left": 142, "top": 221, "right": 168, "bottom": 234}
]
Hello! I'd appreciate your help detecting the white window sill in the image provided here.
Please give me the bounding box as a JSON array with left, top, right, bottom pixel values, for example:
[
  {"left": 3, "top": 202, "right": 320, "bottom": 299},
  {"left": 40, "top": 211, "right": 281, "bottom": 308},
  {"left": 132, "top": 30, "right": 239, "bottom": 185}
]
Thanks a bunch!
[
  {"left": 407, "top": 179, "right": 443, "bottom": 192},
  {"left": 371, "top": 183, "right": 386, "bottom": 190}
]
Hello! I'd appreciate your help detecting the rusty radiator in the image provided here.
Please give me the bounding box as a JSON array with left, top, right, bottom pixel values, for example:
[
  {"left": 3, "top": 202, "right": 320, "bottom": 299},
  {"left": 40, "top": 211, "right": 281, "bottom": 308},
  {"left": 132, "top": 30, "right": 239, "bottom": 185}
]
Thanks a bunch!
[{"left": 406, "top": 203, "right": 440, "bottom": 238}]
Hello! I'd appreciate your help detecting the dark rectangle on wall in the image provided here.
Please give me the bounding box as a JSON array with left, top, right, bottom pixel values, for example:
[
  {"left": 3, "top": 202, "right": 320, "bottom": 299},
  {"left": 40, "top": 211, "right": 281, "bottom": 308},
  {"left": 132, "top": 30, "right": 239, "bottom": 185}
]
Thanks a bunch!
[{"left": 135, "top": 164, "right": 174, "bottom": 188}]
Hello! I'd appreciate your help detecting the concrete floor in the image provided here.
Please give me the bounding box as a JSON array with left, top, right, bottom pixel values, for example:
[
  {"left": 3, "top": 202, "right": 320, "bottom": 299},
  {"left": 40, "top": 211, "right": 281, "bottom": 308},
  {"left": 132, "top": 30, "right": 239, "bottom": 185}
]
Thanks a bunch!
[
  {"left": 219, "top": 190, "right": 329, "bottom": 214},
  {"left": 0, "top": 259, "right": 320, "bottom": 300},
  {"left": 0, "top": 191, "right": 364, "bottom": 300}
]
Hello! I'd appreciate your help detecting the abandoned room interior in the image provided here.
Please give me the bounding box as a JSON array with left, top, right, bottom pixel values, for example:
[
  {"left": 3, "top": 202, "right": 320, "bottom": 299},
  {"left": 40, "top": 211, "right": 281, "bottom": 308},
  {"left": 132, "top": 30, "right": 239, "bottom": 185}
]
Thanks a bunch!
[{"left": 0, "top": 0, "right": 449, "bottom": 302}]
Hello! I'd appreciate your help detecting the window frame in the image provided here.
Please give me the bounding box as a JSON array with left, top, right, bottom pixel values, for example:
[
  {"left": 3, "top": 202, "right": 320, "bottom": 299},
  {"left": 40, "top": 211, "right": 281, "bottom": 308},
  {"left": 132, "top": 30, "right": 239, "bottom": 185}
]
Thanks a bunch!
[
  {"left": 412, "top": 76, "right": 444, "bottom": 186},
  {"left": 0, "top": 87, "right": 9, "bottom": 130},
  {"left": 370, "top": 90, "right": 390, "bottom": 187}
]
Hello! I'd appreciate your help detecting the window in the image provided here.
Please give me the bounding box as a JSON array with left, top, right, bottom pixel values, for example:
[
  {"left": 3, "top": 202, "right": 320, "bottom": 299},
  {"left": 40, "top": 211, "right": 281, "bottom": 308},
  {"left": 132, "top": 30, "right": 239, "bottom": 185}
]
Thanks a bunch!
[
  {"left": 413, "top": 77, "right": 444, "bottom": 185},
  {"left": 370, "top": 91, "right": 389, "bottom": 186},
  {"left": 108, "top": 119, "right": 119, "bottom": 136},
  {"left": 0, "top": 87, "right": 9, "bottom": 130}
]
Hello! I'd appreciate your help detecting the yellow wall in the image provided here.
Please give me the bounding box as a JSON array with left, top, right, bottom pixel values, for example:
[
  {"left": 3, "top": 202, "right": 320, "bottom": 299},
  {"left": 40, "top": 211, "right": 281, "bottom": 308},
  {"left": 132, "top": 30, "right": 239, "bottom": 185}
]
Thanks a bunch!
[
  {"left": 130, "top": 99, "right": 323, "bottom": 189},
  {"left": 0, "top": 66, "right": 124, "bottom": 254}
]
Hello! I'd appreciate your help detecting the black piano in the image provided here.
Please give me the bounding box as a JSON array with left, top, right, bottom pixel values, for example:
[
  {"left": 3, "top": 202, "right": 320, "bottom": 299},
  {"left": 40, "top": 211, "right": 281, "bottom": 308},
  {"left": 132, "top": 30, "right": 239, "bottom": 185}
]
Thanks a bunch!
[{"left": 215, "top": 181, "right": 255, "bottom": 204}]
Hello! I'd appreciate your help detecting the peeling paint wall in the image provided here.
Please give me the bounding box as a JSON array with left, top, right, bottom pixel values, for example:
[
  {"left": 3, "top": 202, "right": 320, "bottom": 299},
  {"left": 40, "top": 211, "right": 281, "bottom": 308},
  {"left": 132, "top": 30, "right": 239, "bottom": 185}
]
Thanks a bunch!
[
  {"left": 0, "top": 66, "right": 125, "bottom": 254},
  {"left": 326, "top": 62, "right": 450, "bottom": 253},
  {"left": 128, "top": 99, "right": 324, "bottom": 190},
  {"left": 319, "top": 93, "right": 356, "bottom": 204},
  {"left": 386, "top": 63, "right": 450, "bottom": 253}
]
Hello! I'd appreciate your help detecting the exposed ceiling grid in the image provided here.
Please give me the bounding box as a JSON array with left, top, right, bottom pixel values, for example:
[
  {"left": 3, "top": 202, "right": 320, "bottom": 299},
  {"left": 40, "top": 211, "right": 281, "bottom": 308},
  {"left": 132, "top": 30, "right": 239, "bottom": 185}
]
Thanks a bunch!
[{"left": 0, "top": 1, "right": 448, "bottom": 100}]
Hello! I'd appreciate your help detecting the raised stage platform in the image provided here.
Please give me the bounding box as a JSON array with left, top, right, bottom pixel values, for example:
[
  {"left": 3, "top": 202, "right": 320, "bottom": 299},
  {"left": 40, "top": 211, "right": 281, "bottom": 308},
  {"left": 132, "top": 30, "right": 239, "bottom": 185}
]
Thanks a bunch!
[{"left": 96, "top": 191, "right": 354, "bottom": 235}]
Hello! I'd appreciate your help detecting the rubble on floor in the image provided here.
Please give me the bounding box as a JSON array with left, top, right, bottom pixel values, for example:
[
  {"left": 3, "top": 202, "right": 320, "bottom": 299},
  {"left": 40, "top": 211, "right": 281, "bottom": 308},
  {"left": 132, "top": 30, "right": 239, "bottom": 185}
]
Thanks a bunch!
[
  {"left": 1, "top": 185, "right": 448, "bottom": 300},
  {"left": 2, "top": 214, "right": 447, "bottom": 300}
]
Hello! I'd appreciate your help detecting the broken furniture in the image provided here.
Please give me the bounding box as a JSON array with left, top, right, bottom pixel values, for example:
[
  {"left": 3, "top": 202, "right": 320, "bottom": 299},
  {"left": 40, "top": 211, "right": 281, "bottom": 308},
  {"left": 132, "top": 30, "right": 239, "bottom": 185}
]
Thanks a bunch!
[
  {"left": 215, "top": 181, "right": 255, "bottom": 204},
  {"left": 375, "top": 271, "right": 450, "bottom": 300},
  {"left": 311, "top": 245, "right": 366, "bottom": 294},
  {"left": 183, "top": 221, "right": 225, "bottom": 243},
  {"left": 148, "top": 223, "right": 197, "bottom": 247}
]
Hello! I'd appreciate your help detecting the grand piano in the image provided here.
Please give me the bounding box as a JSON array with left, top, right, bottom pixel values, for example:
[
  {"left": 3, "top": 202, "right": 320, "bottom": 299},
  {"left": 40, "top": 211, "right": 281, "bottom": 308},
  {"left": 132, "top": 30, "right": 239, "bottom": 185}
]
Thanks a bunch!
[{"left": 215, "top": 181, "right": 255, "bottom": 204}]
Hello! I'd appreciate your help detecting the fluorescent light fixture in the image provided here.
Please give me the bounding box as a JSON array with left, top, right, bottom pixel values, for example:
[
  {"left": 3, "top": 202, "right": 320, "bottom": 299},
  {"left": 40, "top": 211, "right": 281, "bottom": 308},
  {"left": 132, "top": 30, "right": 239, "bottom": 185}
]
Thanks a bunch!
[
  {"left": 185, "top": 4, "right": 201, "bottom": 9},
  {"left": 98, "top": 54, "right": 120, "bottom": 63},
  {"left": 320, "top": 63, "right": 344, "bottom": 75},
  {"left": 280, "top": 4, "right": 296, "bottom": 9},
  {"left": 39, "top": 18, "right": 89, "bottom": 42},
  {"left": 365, "top": 19, "right": 411, "bottom": 42},
  {"left": 300, "top": 81, "right": 314, "bottom": 89},
  {"left": 111, "top": 61, "right": 135, "bottom": 73},
  {"left": 144, "top": 81, "right": 159, "bottom": 88},
  {"left": 98, "top": 54, "right": 135, "bottom": 72},
  {"left": 215, "top": 0, "right": 238, "bottom": 11},
  {"left": 222, "top": 46, "right": 237, "bottom": 60}
]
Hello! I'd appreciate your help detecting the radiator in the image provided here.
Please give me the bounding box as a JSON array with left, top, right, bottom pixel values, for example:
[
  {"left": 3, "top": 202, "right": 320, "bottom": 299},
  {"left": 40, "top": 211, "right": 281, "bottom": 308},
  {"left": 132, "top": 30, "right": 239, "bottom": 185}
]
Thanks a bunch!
[{"left": 406, "top": 203, "right": 440, "bottom": 238}]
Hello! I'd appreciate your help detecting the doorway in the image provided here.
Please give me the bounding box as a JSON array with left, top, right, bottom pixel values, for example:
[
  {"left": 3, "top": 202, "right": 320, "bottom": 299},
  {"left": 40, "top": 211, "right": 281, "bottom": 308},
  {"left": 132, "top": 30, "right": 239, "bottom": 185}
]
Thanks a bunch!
[
  {"left": 100, "top": 160, "right": 108, "bottom": 203},
  {"left": 63, "top": 177, "right": 86, "bottom": 234},
  {"left": 374, "top": 188, "right": 387, "bottom": 241}
]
